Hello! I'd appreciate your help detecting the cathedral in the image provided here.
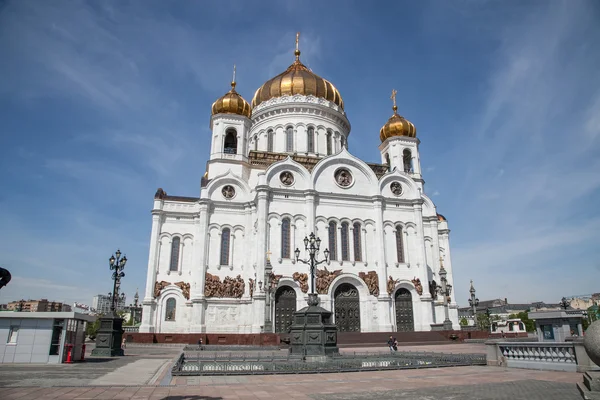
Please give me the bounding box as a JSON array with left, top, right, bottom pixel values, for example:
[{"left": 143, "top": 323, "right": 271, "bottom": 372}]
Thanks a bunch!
[{"left": 140, "top": 36, "right": 459, "bottom": 334}]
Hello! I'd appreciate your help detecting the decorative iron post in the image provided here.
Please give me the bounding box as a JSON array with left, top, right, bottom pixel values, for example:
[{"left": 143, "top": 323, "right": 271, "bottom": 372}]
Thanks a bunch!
[
  {"left": 295, "top": 233, "right": 330, "bottom": 305},
  {"left": 468, "top": 280, "right": 479, "bottom": 326},
  {"left": 438, "top": 257, "right": 453, "bottom": 330}
]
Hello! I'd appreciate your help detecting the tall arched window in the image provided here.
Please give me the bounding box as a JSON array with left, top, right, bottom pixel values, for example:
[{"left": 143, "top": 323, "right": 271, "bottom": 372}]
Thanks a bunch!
[
  {"left": 395, "top": 225, "right": 405, "bottom": 263},
  {"left": 267, "top": 129, "right": 274, "bottom": 152},
  {"left": 224, "top": 129, "right": 237, "bottom": 154},
  {"left": 353, "top": 222, "right": 362, "bottom": 262},
  {"left": 385, "top": 153, "right": 391, "bottom": 172},
  {"left": 403, "top": 149, "right": 412, "bottom": 173},
  {"left": 341, "top": 136, "right": 346, "bottom": 150},
  {"left": 341, "top": 222, "right": 349, "bottom": 261},
  {"left": 286, "top": 126, "right": 294, "bottom": 152},
  {"left": 326, "top": 130, "right": 332, "bottom": 155},
  {"left": 165, "top": 298, "right": 176, "bottom": 321},
  {"left": 253, "top": 135, "right": 258, "bottom": 151},
  {"left": 307, "top": 127, "right": 315, "bottom": 153},
  {"left": 328, "top": 221, "right": 337, "bottom": 261},
  {"left": 220, "top": 228, "right": 231, "bottom": 266},
  {"left": 281, "top": 218, "right": 291, "bottom": 259},
  {"left": 169, "top": 237, "right": 180, "bottom": 271}
]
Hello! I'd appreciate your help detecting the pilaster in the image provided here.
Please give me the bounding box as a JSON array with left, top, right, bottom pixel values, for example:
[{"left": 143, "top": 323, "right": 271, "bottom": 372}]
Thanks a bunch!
[
  {"left": 413, "top": 202, "right": 434, "bottom": 329},
  {"left": 373, "top": 196, "right": 389, "bottom": 300}
]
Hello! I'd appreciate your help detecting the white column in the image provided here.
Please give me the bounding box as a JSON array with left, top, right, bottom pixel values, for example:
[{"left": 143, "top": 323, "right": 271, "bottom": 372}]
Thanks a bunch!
[
  {"left": 413, "top": 202, "right": 434, "bottom": 330},
  {"left": 292, "top": 222, "right": 297, "bottom": 257},
  {"left": 305, "top": 191, "right": 316, "bottom": 235},
  {"left": 255, "top": 188, "right": 269, "bottom": 279},
  {"left": 177, "top": 240, "right": 184, "bottom": 274},
  {"left": 143, "top": 211, "right": 162, "bottom": 301},
  {"left": 229, "top": 232, "right": 235, "bottom": 267},
  {"left": 404, "top": 230, "right": 410, "bottom": 266},
  {"left": 373, "top": 198, "right": 388, "bottom": 295}
]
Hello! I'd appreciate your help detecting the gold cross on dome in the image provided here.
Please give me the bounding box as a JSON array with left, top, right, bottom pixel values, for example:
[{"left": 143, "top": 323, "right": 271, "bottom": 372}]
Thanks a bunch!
[
  {"left": 232, "top": 64, "right": 236, "bottom": 83},
  {"left": 295, "top": 32, "right": 300, "bottom": 52},
  {"left": 390, "top": 89, "right": 397, "bottom": 108},
  {"left": 266, "top": 250, "right": 272, "bottom": 261}
]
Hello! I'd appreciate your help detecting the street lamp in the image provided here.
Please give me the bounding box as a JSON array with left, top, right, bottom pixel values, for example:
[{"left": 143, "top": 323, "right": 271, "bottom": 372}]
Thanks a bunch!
[
  {"left": 560, "top": 297, "right": 570, "bottom": 310},
  {"left": 438, "top": 257, "right": 453, "bottom": 330},
  {"left": 295, "top": 233, "right": 329, "bottom": 305},
  {"left": 468, "top": 280, "right": 479, "bottom": 326},
  {"left": 91, "top": 249, "right": 127, "bottom": 357}
]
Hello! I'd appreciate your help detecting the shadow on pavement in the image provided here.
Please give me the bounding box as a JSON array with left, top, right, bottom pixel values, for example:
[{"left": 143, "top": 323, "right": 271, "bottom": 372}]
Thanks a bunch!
[{"left": 161, "top": 397, "right": 223, "bottom": 400}]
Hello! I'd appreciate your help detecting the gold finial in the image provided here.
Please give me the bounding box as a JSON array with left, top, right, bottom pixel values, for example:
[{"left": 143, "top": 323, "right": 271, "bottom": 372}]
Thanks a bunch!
[
  {"left": 266, "top": 250, "right": 272, "bottom": 261},
  {"left": 295, "top": 32, "right": 301, "bottom": 60},
  {"left": 231, "top": 64, "right": 237, "bottom": 89},
  {"left": 390, "top": 89, "right": 398, "bottom": 114}
]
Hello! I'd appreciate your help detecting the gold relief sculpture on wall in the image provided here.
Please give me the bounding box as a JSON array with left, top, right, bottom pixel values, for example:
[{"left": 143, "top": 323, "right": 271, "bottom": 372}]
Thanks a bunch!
[
  {"left": 174, "top": 281, "right": 191, "bottom": 300},
  {"left": 387, "top": 276, "right": 400, "bottom": 295},
  {"left": 204, "top": 273, "right": 245, "bottom": 298},
  {"left": 154, "top": 280, "right": 170, "bottom": 298},
  {"left": 359, "top": 271, "right": 379, "bottom": 297},
  {"left": 292, "top": 272, "right": 309, "bottom": 293},
  {"left": 316, "top": 267, "right": 342, "bottom": 294},
  {"left": 411, "top": 277, "right": 423, "bottom": 295}
]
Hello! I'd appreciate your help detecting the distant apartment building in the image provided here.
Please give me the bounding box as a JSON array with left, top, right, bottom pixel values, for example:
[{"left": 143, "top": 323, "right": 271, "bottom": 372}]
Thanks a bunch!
[
  {"left": 92, "top": 294, "right": 126, "bottom": 314},
  {"left": 7, "top": 299, "right": 71, "bottom": 312}
]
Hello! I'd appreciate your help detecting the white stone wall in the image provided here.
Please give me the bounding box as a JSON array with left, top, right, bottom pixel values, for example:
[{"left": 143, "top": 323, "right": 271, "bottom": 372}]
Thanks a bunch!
[{"left": 0, "top": 318, "right": 54, "bottom": 363}]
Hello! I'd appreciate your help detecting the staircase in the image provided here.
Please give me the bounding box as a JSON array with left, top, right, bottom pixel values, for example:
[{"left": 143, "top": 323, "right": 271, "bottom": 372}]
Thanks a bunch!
[{"left": 578, "top": 371, "right": 600, "bottom": 399}]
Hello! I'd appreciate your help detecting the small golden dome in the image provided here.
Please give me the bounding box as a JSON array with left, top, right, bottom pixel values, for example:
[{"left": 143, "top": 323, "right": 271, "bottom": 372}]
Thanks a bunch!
[
  {"left": 251, "top": 33, "right": 344, "bottom": 110},
  {"left": 379, "top": 89, "right": 416, "bottom": 142},
  {"left": 211, "top": 72, "right": 252, "bottom": 118}
]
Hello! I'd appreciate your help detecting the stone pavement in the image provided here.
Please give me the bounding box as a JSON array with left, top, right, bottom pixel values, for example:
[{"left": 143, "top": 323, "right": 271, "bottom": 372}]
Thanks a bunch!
[{"left": 0, "top": 343, "right": 586, "bottom": 399}]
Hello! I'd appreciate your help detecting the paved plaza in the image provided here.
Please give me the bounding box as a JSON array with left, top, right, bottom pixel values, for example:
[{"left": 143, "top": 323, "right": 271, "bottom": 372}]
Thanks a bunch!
[{"left": 0, "top": 343, "right": 586, "bottom": 399}]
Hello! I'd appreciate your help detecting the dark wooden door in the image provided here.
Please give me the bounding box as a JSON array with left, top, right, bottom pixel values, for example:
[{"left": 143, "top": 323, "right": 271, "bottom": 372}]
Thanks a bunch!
[
  {"left": 395, "top": 288, "right": 414, "bottom": 332},
  {"left": 334, "top": 283, "right": 361, "bottom": 332},
  {"left": 274, "top": 286, "right": 296, "bottom": 333}
]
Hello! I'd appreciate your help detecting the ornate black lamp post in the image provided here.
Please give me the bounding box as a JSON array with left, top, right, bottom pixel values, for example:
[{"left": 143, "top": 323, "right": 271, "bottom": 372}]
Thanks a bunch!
[
  {"left": 295, "top": 233, "right": 330, "bottom": 304},
  {"left": 288, "top": 232, "right": 338, "bottom": 358},
  {"left": 560, "top": 297, "right": 570, "bottom": 310},
  {"left": 438, "top": 258, "right": 453, "bottom": 330},
  {"left": 91, "top": 249, "right": 127, "bottom": 357},
  {"left": 468, "top": 280, "right": 479, "bottom": 326},
  {"left": 261, "top": 255, "right": 278, "bottom": 333}
]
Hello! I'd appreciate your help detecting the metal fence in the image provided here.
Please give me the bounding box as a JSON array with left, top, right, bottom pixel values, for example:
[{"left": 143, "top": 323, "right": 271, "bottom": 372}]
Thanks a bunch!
[{"left": 172, "top": 351, "right": 486, "bottom": 376}]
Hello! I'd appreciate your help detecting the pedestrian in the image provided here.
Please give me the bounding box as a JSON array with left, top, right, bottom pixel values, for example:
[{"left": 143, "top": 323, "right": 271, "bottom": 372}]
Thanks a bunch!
[
  {"left": 387, "top": 335, "right": 397, "bottom": 353},
  {"left": 121, "top": 337, "right": 126, "bottom": 349}
]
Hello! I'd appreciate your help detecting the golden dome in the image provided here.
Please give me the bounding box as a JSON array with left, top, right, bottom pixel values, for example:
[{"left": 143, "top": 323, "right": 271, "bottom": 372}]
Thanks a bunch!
[
  {"left": 211, "top": 76, "right": 252, "bottom": 118},
  {"left": 251, "top": 35, "right": 344, "bottom": 110},
  {"left": 379, "top": 89, "right": 416, "bottom": 142}
]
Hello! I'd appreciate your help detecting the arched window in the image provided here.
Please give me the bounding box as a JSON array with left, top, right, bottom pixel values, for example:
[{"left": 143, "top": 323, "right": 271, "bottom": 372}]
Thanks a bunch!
[
  {"left": 220, "top": 228, "right": 230, "bottom": 266},
  {"left": 224, "top": 129, "right": 237, "bottom": 154},
  {"left": 267, "top": 130, "right": 274, "bottom": 152},
  {"left": 165, "top": 298, "right": 176, "bottom": 321},
  {"left": 395, "top": 225, "right": 405, "bottom": 263},
  {"left": 403, "top": 149, "right": 412, "bottom": 173},
  {"left": 307, "top": 127, "right": 315, "bottom": 153},
  {"left": 326, "top": 130, "right": 332, "bottom": 155},
  {"left": 253, "top": 135, "right": 258, "bottom": 151},
  {"left": 385, "top": 153, "right": 391, "bottom": 172},
  {"left": 341, "top": 222, "right": 349, "bottom": 261},
  {"left": 281, "top": 218, "right": 291, "bottom": 259},
  {"left": 341, "top": 136, "right": 346, "bottom": 150},
  {"left": 169, "top": 237, "right": 180, "bottom": 271},
  {"left": 353, "top": 222, "right": 362, "bottom": 262},
  {"left": 286, "top": 126, "right": 294, "bottom": 152},
  {"left": 328, "top": 221, "right": 337, "bottom": 261}
]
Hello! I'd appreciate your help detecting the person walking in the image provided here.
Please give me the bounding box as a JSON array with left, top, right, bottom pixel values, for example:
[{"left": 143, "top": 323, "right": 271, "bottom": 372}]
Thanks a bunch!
[{"left": 387, "top": 335, "right": 397, "bottom": 353}]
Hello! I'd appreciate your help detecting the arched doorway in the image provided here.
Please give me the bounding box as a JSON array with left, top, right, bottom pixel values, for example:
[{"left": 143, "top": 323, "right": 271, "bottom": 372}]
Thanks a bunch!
[
  {"left": 334, "top": 283, "right": 361, "bottom": 332},
  {"left": 395, "top": 288, "right": 414, "bottom": 332},
  {"left": 274, "top": 286, "right": 296, "bottom": 333}
]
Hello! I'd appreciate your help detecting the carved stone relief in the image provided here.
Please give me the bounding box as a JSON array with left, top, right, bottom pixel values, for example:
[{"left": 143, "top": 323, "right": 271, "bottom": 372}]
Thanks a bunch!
[
  {"left": 411, "top": 277, "right": 423, "bottom": 295},
  {"left": 204, "top": 273, "right": 245, "bottom": 298},
  {"left": 222, "top": 185, "right": 235, "bottom": 199},
  {"left": 359, "top": 271, "right": 380, "bottom": 297},
  {"left": 206, "top": 305, "right": 238, "bottom": 323},
  {"left": 316, "top": 267, "right": 342, "bottom": 294},
  {"left": 387, "top": 276, "right": 400, "bottom": 295},
  {"left": 174, "top": 281, "right": 190, "bottom": 300},
  {"left": 154, "top": 280, "right": 170, "bottom": 298},
  {"left": 292, "top": 272, "right": 308, "bottom": 293},
  {"left": 334, "top": 168, "right": 353, "bottom": 187},
  {"left": 390, "top": 181, "right": 403, "bottom": 196},
  {"left": 280, "top": 171, "right": 295, "bottom": 186}
]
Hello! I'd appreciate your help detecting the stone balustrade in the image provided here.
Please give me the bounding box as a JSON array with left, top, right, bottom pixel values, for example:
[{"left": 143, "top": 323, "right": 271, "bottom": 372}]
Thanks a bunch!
[{"left": 486, "top": 339, "right": 597, "bottom": 372}]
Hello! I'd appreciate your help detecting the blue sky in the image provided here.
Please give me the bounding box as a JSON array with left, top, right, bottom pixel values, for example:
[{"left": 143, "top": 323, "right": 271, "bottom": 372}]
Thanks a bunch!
[{"left": 1, "top": 0, "right": 599, "bottom": 308}]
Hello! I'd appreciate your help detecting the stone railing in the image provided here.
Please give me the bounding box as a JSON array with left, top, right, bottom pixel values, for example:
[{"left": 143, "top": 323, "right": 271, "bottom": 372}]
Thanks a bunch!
[
  {"left": 486, "top": 339, "right": 597, "bottom": 372},
  {"left": 123, "top": 326, "right": 139, "bottom": 333}
]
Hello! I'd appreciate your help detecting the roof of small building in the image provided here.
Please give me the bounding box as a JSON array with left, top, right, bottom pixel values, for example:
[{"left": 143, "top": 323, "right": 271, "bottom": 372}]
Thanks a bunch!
[{"left": 0, "top": 311, "right": 97, "bottom": 322}]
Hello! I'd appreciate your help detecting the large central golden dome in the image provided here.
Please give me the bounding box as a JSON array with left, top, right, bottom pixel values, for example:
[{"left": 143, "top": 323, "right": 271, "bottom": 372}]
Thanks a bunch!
[{"left": 251, "top": 44, "right": 344, "bottom": 110}]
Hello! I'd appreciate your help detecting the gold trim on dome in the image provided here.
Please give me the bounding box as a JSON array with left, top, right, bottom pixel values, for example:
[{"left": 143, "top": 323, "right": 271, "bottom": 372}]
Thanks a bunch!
[
  {"left": 251, "top": 32, "right": 344, "bottom": 110},
  {"left": 379, "top": 88, "right": 416, "bottom": 142},
  {"left": 211, "top": 65, "right": 252, "bottom": 118}
]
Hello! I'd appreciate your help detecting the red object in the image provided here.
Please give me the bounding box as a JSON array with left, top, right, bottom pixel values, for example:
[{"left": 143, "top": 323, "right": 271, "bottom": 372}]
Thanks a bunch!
[
  {"left": 80, "top": 344, "right": 86, "bottom": 361},
  {"left": 65, "top": 344, "right": 73, "bottom": 363}
]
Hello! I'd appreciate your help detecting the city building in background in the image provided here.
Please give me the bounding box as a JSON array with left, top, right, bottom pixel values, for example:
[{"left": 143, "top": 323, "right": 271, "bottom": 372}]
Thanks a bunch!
[
  {"left": 6, "top": 299, "right": 71, "bottom": 312},
  {"left": 92, "top": 294, "right": 127, "bottom": 315}
]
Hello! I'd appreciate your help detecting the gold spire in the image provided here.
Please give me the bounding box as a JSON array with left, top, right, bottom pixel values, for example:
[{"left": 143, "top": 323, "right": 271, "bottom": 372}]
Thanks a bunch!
[
  {"left": 390, "top": 89, "right": 398, "bottom": 113},
  {"left": 231, "top": 64, "right": 236, "bottom": 89},
  {"left": 295, "top": 32, "right": 301, "bottom": 61}
]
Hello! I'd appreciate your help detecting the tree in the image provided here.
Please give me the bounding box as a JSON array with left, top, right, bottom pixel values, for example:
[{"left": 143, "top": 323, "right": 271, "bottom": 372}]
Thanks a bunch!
[
  {"left": 459, "top": 317, "right": 469, "bottom": 326},
  {"left": 86, "top": 318, "right": 101, "bottom": 340},
  {"left": 477, "top": 313, "right": 491, "bottom": 331}
]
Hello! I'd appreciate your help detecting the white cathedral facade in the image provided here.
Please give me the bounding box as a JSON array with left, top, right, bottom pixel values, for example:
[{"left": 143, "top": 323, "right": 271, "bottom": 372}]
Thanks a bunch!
[{"left": 140, "top": 41, "right": 459, "bottom": 334}]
